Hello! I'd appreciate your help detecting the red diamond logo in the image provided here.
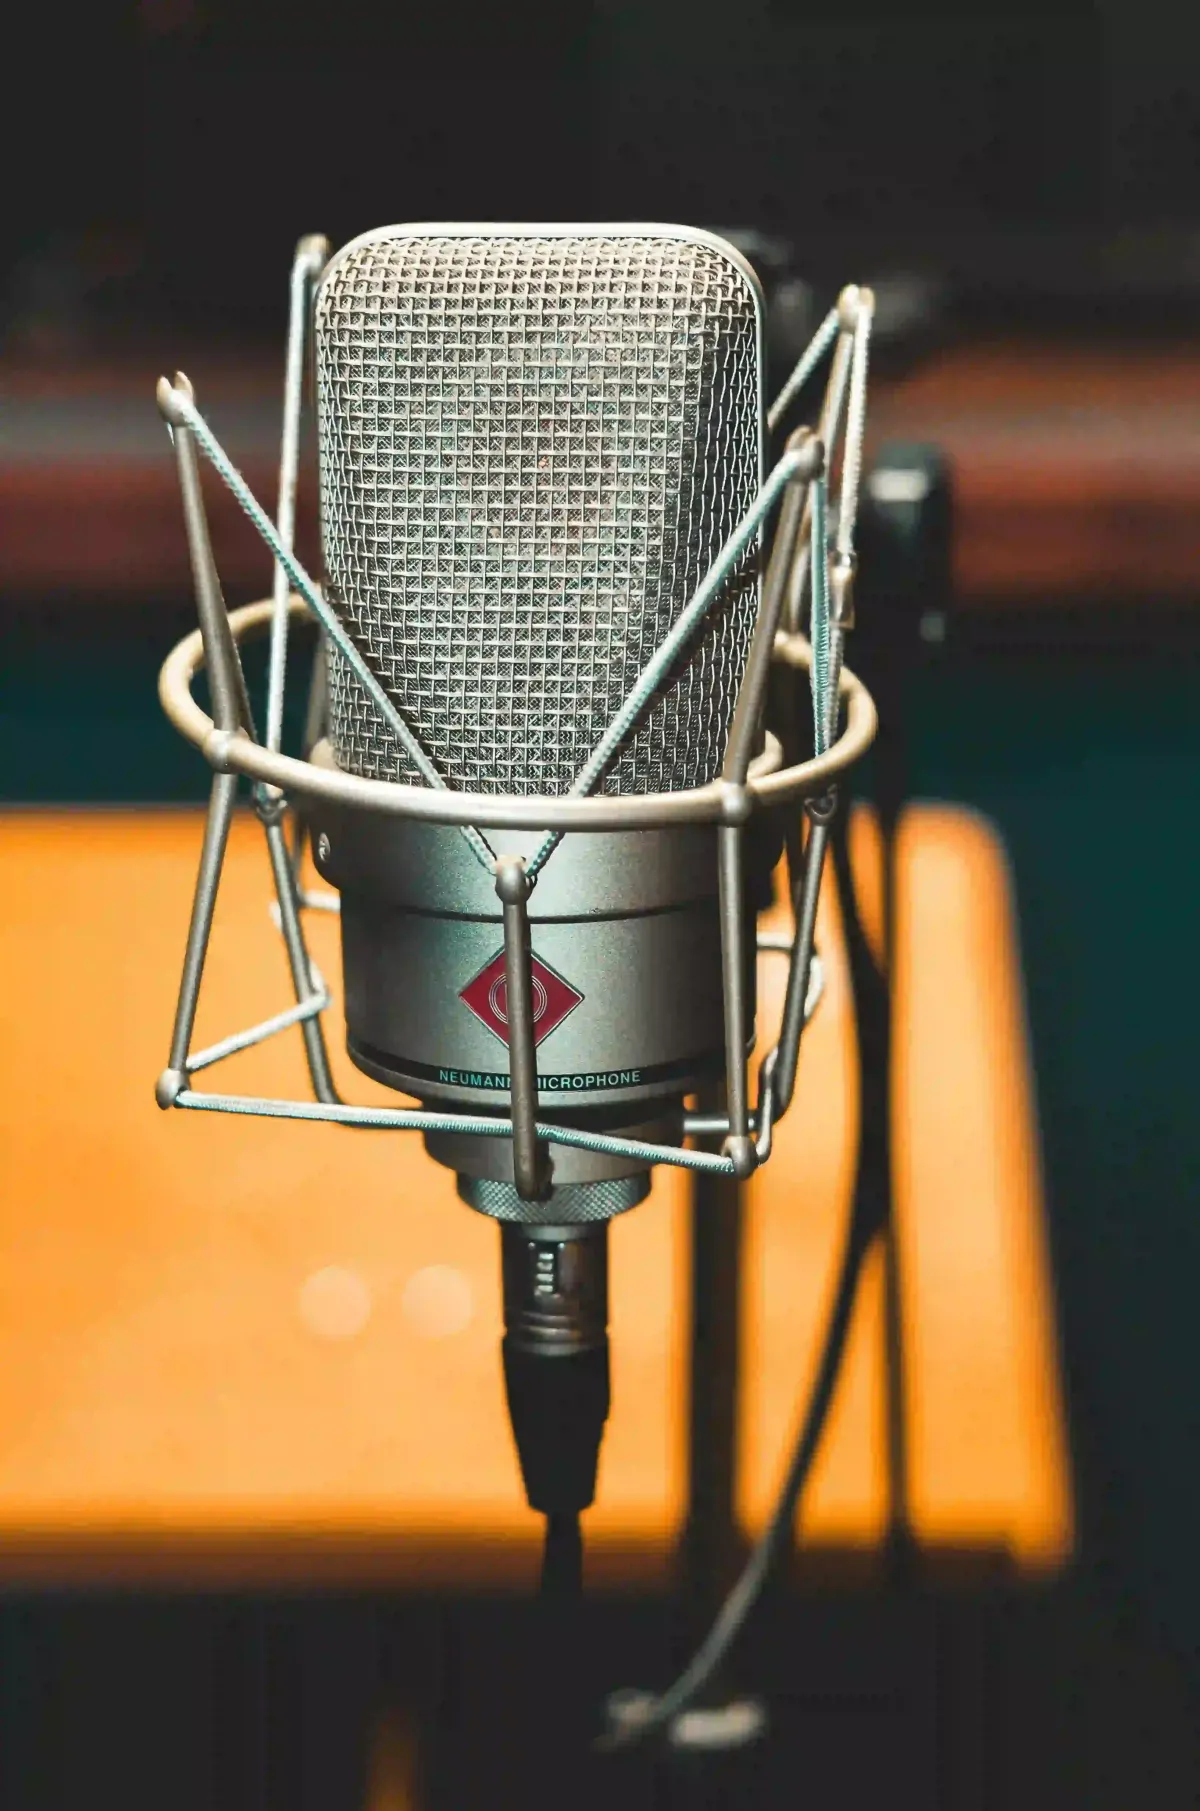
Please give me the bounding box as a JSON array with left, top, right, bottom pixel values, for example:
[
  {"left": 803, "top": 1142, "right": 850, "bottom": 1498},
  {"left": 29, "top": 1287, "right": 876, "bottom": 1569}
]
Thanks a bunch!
[{"left": 459, "top": 949, "right": 584, "bottom": 1049}]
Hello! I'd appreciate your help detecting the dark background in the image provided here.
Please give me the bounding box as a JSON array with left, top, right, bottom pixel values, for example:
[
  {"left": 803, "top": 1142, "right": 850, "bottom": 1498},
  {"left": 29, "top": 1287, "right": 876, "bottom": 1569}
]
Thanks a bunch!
[
  {"left": 4, "top": 3, "right": 1200, "bottom": 1806},
  {"left": 8, "top": 0, "right": 1200, "bottom": 351}
]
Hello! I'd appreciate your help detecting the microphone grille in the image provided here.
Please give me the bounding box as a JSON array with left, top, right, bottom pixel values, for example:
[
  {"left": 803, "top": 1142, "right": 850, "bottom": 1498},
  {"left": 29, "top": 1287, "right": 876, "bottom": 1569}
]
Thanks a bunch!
[{"left": 315, "top": 230, "right": 761, "bottom": 796}]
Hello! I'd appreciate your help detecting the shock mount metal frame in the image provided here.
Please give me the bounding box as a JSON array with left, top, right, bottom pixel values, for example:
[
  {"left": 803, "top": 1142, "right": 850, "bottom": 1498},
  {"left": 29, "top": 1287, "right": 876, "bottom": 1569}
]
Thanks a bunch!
[{"left": 153, "top": 235, "right": 878, "bottom": 1197}]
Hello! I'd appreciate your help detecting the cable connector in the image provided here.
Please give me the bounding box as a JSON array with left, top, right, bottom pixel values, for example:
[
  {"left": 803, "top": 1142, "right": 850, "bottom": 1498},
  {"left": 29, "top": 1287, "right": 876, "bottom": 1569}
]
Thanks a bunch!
[{"left": 500, "top": 1222, "right": 611, "bottom": 1523}]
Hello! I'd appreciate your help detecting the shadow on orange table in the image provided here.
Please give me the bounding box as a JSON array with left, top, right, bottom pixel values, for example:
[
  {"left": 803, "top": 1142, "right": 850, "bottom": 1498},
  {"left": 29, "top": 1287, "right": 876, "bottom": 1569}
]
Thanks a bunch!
[{"left": 0, "top": 804, "right": 1071, "bottom": 1586}]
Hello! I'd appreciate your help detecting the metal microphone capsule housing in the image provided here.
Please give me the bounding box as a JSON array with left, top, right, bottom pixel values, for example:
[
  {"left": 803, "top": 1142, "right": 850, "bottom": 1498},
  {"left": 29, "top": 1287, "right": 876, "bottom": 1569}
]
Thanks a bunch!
[{"left": 308, "top": 744, "right": 774, "bottom": 1183}]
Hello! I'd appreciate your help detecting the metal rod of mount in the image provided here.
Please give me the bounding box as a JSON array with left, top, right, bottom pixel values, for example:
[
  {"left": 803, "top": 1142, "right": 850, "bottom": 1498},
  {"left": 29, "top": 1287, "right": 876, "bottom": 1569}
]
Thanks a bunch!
[{"left": 495, "top": 856, "right": 546, "bottom": 1201}]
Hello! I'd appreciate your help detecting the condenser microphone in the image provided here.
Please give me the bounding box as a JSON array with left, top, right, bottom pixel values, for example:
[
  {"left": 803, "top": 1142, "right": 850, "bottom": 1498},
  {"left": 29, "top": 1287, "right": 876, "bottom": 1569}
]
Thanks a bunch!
[
  {"left": 152, "top": 226, "right": 876, "bottom": 1598},
  {"left": 302, "top": 226, "right": 768, "bottom": 1551}
]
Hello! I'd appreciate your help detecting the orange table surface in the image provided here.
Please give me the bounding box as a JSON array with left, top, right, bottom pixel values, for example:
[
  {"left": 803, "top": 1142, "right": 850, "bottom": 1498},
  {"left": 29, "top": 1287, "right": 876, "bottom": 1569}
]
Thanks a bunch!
[{"left": 0, "top": 806, "right": 1071, "bottom": 1586}]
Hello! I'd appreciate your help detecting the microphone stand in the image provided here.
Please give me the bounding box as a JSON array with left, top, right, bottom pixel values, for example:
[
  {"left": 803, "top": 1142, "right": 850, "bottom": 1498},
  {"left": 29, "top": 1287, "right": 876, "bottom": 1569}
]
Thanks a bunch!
[
  {"left": 684, "top": 1152, "right": 745, "bottom": 1628},
  {"left": 649, "top": 1160, "right": 753, "bottom": 1811},
  {"left": 848, "top": 442, "right": 952, "bottom": 1575},
  {"left": 646, "top": 445, "right": 951, "bottom": 1808}
]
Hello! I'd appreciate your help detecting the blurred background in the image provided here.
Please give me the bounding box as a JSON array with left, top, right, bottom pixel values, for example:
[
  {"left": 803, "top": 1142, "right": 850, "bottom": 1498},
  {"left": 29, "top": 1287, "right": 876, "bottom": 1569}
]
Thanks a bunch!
[{"left": 2, "top": 1, "right": 1200, "bottom": 1805}]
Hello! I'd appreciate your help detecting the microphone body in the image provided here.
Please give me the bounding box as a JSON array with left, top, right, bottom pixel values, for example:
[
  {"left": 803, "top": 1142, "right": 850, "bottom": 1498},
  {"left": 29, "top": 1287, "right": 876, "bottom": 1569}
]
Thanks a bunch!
[
  {"left": 310, "top": 810, "right": 735, "bottom": 1182},
  {"left": 152, "top": 221, "right": 876, "bottom": 1577},
  {"left": 304, "top": 225, "right": 767, "bottom": 1539},
  {"left": 307, "top": 225, "right": 767, "bottom": 1200}
]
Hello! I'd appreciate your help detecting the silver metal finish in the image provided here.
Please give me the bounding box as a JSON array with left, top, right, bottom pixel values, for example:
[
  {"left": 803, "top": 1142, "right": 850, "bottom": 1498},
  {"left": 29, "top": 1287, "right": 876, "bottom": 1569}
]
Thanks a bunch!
[
  {"left": 314, "top": 227, "right": 763, "bottom": 802},
  {"left": 752, "top": 1049, "right": 781, "bottom": 1163},
  {"left": 772, "top": 818, "right": 830, "bottom": 1116},
  {"left": 716, "top": 823, "right": 753, "bottom": 1174},
  {"left": 810, "top": 476, "right": 834, "bottom": 754},
  {"left": 822, "top": 288, "right": 875, "bottom": 727},
  {"left": 323, "top": 811, "right": 727, "bottom": 1108},
  {"left": 151, "top": 228, "right": 878, "bottom": 1193},
  {"left": 266, "top": 235, "right": 329, "bottom": 763},
  {"left": 786, "top": 320, "right": 855, "bottom": 636},
  {"left": 782, "top": 291, "right": 859, "bottom": 636},
  {"left": 495, "top": 857, "right": 545, "bottom": 1201},
  {"left": 309, "top": 752, "right": 741, "bottom": 1118},
  {"left": 722, "top": 428, "right": 820, "bottom": 788},
  {"left": 459, "top": 1175, "right": 649, "bottom": 1224},
  {"left": 158, "top": 384, "right": 815, "bottom": 873},
  {"left": 171, "top": 1088, "right": 743, "bottom": 1175},
  {"left": 152, "top": 608, "right": 871, "bottom": 1175},
  {"left": 527, "top": 444, "right": 804, "bottom": 880},
  {"left": 156, "top": 376, "right": 498, "bottom": 873},
  {"left": 158, "top": 601, "right": 875, "bottom": 826},
  {"left": 261, "top": 807, "right": 338, "bottom": 1103},
  {"left": 157, "top": 770, "right": 238, "bottom": 1105},
  {"left": 836, "top": 288, "right": 874, "bottom": 568},
  {"left": 336, "top": 891, "right": 724, "bottom": 1108},
  {"left": 185, "top": 980, "right": 331, "bottom": 1076},
  {"left": 166, "top": 344, "right": 341, "bottom": 1105},
  {"left": 165, "top": 379, "right": 251, "bottom": 739},
  {"left": 681, "top": 952, "right": 823, "bottom": 1144},
  {"left": 426, "top": 1115, "right": 680, "bottom": 1185},
  {"left": 767, "top": 305, "right": 840, "bottom": 436},
  {"left": 307, "top": 776, "right": 730, "bottom": 916}
]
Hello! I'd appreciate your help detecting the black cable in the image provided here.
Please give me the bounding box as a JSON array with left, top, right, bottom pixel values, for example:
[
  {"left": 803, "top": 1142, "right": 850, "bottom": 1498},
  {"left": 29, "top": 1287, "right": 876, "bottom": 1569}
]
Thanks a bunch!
[
  {"left": 598, "top": 765, "right": 897, "bottom": 1754},
  {"left": 540, "top": 1510, "right": 584, "bottom": 1601},
  {"left": 598, "top": 446, "right": 943, "bottom": 1753},
  {"left": 829, "top": 799, "right": 913, "bottom": 1569},
  {"left": 598, "top": 1179, "right": 875, "bottom": 1751}
]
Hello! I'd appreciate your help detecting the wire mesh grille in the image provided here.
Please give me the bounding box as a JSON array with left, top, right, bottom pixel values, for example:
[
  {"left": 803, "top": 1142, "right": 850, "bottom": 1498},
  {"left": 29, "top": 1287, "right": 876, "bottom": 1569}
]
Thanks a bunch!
[{"left": 315, "top": 230, "right": 761, "bottom": 795}]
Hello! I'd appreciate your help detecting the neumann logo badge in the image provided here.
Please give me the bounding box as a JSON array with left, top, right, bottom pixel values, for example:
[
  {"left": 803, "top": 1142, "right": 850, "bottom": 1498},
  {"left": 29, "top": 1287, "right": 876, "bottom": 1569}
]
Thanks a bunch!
[{"left": 458, "top": 951, "right": 584, "bottom": 1049}]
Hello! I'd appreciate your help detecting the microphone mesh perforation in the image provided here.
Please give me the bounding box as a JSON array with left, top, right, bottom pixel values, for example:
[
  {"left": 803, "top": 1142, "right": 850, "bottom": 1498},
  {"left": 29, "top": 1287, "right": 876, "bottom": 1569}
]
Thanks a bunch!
[{"left": 314, "top": 230, "right": 761, "bottom": 796}]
